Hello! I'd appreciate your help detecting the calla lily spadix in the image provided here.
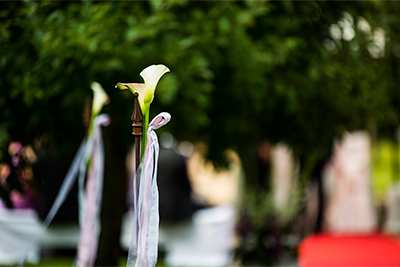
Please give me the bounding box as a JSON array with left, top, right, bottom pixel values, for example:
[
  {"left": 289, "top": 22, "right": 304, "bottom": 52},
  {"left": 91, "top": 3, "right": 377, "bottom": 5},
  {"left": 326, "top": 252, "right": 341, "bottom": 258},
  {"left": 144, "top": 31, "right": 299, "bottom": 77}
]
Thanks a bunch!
[{"left": 115, "top": 64, "right": 170, "bottom": 158}]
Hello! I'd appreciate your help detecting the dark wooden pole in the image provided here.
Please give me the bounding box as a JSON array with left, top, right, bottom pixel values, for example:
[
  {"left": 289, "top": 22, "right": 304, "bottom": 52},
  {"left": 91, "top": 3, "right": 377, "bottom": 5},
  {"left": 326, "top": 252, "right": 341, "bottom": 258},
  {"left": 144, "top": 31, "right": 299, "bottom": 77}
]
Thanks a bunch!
[
  {"left": 132, "top": 92, "right": 143, "bottom": 171},
  {"left": 83, "top": 96, "right": 92, "bottom": 138}
]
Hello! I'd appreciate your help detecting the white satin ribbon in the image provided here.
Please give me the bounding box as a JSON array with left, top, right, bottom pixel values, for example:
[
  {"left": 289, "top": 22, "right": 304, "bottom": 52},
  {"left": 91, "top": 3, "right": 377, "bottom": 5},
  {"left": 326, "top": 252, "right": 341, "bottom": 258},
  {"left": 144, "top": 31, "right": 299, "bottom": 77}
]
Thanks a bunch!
[
  {"left": 19, "top": 114, "right": 110, "bottom": 267},
  {"left": 127, "top": 112, "right": 171, "bottom": 267},
  {"left": 76, "top": 114, "right": 110, "bottom": 267},
  {"left": 18, "top": 140, "right": 86, "bottom": 267},
  {"left": 43, "top": 139, "right": 86, "bottom": 229}
]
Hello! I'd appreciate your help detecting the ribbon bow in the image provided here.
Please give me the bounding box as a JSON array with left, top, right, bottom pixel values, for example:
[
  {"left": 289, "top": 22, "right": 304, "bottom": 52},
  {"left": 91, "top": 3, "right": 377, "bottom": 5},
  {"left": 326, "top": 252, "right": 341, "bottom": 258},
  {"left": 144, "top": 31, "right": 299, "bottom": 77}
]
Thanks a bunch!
[{"left": 127, "top": 112, "right": 171, "bottom": 267}]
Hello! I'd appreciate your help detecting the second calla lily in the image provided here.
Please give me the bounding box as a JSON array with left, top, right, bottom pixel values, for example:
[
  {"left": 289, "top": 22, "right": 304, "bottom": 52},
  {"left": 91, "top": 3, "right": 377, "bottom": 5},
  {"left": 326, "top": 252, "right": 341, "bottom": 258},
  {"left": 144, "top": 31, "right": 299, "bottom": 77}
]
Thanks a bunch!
[
  {"left": 91, "top": 81, "right": 110, "bottom": 117},
  {"left": 89, "top": 82, "right": 110, "bottom": 137}
]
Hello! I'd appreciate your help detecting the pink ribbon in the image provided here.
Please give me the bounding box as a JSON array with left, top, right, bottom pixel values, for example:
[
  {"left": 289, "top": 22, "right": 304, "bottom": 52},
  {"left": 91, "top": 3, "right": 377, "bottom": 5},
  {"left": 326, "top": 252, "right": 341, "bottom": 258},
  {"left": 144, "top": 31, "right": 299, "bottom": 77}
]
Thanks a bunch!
[
  {"left": 77, "top": 114, "right": 110, "bottom": 267},
  {"left": 127, "top": 112, "right": 171, "bottom": 267}
]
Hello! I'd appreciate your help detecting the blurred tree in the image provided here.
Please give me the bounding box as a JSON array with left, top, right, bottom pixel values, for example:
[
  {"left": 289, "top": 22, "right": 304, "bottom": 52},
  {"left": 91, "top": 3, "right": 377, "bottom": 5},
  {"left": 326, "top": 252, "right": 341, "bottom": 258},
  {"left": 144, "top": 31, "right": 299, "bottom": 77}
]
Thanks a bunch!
[{"left": 1, "top": 1, "right": 399, "bottom": 265}]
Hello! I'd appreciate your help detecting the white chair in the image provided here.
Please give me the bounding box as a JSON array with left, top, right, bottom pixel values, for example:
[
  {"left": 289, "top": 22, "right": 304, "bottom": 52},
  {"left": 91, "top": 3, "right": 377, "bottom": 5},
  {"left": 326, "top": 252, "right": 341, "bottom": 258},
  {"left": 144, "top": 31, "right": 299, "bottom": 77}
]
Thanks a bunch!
[
  {"left": 164, "top": 205, "right": 236, "bottom": 267},
  {"left": 0, "top": 209, "right": 44, "bottom": 265}
]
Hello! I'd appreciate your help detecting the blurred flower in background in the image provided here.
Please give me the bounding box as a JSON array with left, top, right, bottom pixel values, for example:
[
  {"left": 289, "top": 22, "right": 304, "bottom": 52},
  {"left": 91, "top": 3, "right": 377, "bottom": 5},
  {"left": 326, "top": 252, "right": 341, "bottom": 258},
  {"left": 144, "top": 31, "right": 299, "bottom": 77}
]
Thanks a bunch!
[{"left": 0, "top": 141, "right": 40, "bottom": 211}]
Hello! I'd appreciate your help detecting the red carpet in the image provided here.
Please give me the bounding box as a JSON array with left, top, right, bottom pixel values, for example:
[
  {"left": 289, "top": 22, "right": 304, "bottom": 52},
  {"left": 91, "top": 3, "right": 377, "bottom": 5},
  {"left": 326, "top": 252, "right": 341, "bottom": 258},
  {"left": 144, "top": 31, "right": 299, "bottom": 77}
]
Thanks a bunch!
[{"left": 299, "top": 234, "right": 400, "bottom": 266}]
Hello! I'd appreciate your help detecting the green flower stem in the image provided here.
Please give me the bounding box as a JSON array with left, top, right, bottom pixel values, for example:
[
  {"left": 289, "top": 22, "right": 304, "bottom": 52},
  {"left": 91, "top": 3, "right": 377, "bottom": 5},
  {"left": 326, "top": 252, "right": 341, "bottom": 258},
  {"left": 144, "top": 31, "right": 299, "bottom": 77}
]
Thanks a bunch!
[
  {"left": 141, "top": 110, "right": 150, "bottom": 160},
  {"left": 86, "top": 112, "right": 96, "bottom": 169},
  {"left": 88, "top": 112, "right": 96, "bottom": 139}
]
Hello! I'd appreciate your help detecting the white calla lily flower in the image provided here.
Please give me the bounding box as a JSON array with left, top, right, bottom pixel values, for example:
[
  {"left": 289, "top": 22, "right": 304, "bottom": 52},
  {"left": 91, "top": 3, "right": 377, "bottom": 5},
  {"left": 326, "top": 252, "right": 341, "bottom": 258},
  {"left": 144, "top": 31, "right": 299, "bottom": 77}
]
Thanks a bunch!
[
  {"left": 116, "top": 64, "right": 170, "bottom": 158},
  {"left": 91, "top": 81, "right": 110, "bottom": 117},
  {"left": 88, "top": 82, "right": 110, "bottom": 137},
  {"left": 116, "top": 64, "right": 170, "bottom": 114}
]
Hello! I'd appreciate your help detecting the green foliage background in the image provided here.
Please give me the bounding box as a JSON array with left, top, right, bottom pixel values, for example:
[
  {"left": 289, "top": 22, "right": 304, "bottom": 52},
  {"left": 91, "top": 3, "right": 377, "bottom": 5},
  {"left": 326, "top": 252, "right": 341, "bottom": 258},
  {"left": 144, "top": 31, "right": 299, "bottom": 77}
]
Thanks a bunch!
[{"left": 2, "top": 1, "right": 399, "bottom": 163}]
